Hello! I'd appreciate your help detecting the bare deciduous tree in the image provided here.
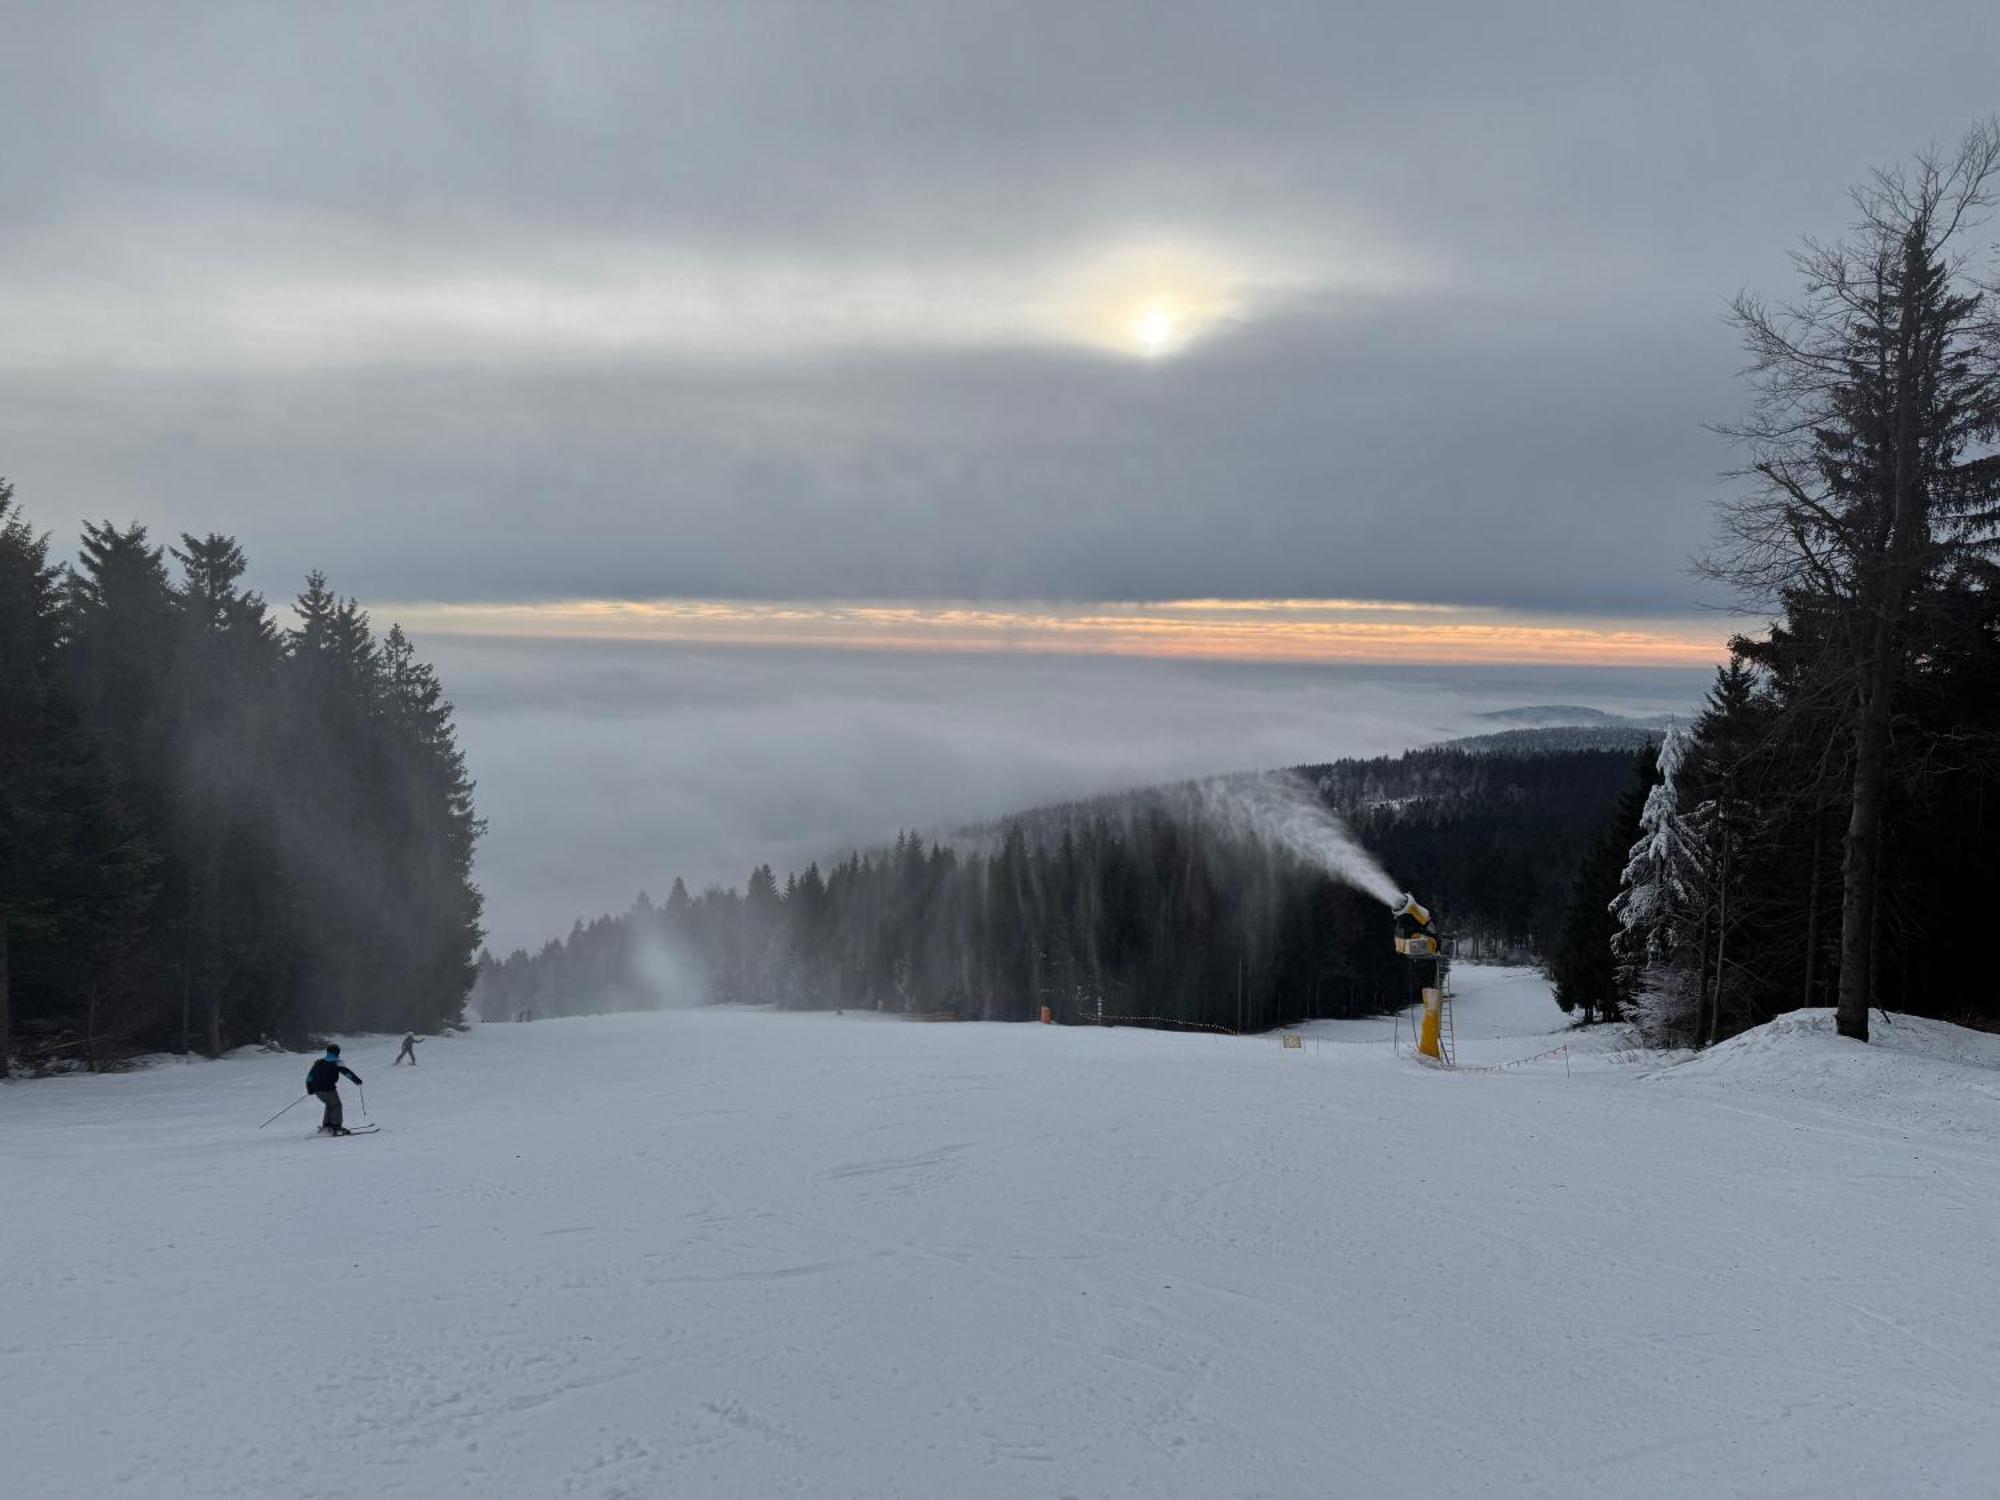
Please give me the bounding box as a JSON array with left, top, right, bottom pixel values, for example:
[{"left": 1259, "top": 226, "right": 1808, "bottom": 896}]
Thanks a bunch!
[{"left": 1707, "top": 122, "right": 2000, "bottom": 1041}]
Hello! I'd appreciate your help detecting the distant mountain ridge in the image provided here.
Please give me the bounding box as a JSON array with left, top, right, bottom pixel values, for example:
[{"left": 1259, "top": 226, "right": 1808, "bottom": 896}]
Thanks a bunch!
[
  {"left": 1473, "top": 704, "right": 1682, "bottom": 730},
  {"left": 1436, "top": 704, "right": 1682, "bottom": 757},
  {"left": 1438, "top": 725, "right": 1666, "bottom": 756}
]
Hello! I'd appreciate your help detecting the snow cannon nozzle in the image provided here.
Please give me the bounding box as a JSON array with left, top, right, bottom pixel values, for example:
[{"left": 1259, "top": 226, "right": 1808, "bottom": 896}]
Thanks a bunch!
[{"left": 1392, "top": 893, "right": 1441, "bottom": 958}]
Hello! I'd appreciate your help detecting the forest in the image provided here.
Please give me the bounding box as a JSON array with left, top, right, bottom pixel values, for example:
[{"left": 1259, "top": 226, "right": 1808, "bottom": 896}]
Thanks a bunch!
[
  {"left": 1553, "top": 127, "right": 2000, "bottom": 1046},
  {"left": 0, "top": 486, "right": 483, "bottom": 1073},
  {"left": 473, "top": 744, "right": 1647, "bottom": 1033}
]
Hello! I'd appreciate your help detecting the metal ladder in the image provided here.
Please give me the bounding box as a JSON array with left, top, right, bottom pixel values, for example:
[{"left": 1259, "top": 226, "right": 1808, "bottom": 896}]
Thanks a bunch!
[{"left": 1437, "top": 948, "right": 1456, "bottom": 1067}]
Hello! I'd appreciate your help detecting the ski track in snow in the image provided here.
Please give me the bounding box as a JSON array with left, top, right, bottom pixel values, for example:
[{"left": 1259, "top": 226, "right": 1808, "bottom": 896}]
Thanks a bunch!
[{"left": 3, "top": 966, "right": 1998, "bottom": 1499}]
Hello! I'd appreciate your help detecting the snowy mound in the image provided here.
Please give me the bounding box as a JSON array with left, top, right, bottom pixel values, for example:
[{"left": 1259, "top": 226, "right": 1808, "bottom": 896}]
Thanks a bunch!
[{"left": 1653, "top": 1008, "right": 2000, "bottom": 1141}]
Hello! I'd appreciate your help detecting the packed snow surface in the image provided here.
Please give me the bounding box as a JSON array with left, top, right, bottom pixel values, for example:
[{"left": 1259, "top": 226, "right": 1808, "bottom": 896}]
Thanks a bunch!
[{"left": 5, "top": 967, "right": 1998, "bottom": 1499}]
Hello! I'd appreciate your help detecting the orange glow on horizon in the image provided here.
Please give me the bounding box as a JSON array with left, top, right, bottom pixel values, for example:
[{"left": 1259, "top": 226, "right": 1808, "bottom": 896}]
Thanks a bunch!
[{"left": 379, "top": 597, "right": 1731, "bottom": 669}]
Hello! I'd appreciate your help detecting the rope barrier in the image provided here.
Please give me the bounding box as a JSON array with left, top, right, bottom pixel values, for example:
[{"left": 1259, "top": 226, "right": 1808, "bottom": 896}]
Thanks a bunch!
[
  {"left": 1049, "top": 1011, "right": 1571, "bottom": 1072},
  {"left": 1447, "top": 1042, "right": 1572, "bottom": 1076},
  {"left": 1092, "top": 1015, "right": 1242, "bottom": 1036}
]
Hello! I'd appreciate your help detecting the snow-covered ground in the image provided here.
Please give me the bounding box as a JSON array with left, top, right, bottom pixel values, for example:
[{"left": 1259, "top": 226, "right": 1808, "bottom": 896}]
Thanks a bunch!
[{"left": 5, "top": 966, "right": 1997, "bottom": 1499}]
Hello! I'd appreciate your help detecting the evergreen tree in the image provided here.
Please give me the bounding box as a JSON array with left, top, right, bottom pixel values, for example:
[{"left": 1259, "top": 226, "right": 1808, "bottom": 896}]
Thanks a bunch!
[
  {"left": 1550, "top": 751, "right": 1651, "bottom": 1024},
  {"left": 0, "top": 488, "right": 485, "bottom": 1065},
  {"left": 168, "top": 533, "right": 284, "bottom": 1054},
  {"left": 1612, "top": 727, "right": 1714, "bottom": 1045},
  {"left": 0, "top": 479, "right": 58, "bottom": 1074}
]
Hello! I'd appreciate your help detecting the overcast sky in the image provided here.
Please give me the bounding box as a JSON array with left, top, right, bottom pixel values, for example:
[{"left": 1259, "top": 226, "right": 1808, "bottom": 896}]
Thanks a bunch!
[
  {"left": 5, "top": 2, "right": 1994, "bottom": 941},
  {"left": 8, "top": 1, "right": 1996, "bottom": 618}
]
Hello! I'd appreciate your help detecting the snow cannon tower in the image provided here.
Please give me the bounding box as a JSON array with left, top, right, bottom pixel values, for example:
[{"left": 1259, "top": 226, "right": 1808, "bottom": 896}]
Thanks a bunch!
[{"left": 1392, "top": 895, "right": 1452, "bottom": 1062}]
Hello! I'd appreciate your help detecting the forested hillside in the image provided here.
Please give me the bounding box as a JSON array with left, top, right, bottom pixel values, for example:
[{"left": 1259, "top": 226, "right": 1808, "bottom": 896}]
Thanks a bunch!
[
  {"left": 1434, "top": 724, "right": 1665, "bottom": 756},
  {"left": 1311, "top": 745, "right": 1652, "bottom": 957},
  {"left": 0, "top": 483, "right": 483, "bottom": 1073},
  {"left": 476, "top": 745, "right": 1644, "bottom": 1031}
]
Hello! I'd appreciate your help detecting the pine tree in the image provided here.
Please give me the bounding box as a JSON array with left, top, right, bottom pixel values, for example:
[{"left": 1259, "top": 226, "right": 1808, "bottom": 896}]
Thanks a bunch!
[
  {"left": 375, "top": 624, "right": 485, "bottom": 1030},
  {"left": 1550, "top": 751, "right": 1651, "bottom": 1024},
  {"left": 1612, "top": 726, "right": 1714, "bottom": 1044},
  {"left": 0, "top": 481, "right": 74, "bottom": 1074},
  {"left": 58, "top": 521, "right": 180, "bottom": 1052},
  {"left": 169, "top": 533, "right": 284, "bottom": 1054}
]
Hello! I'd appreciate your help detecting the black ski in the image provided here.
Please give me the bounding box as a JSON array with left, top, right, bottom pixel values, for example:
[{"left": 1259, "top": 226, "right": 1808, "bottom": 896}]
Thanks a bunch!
[{"left": 313, "top": 1125, "right": 382, "bottom": 1137}]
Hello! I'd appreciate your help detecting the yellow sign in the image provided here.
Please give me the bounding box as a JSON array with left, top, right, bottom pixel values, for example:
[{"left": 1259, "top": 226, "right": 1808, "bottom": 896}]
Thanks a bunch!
[{"left": 1281, "top": 1033, "right": 1303, "bottom": 1050}]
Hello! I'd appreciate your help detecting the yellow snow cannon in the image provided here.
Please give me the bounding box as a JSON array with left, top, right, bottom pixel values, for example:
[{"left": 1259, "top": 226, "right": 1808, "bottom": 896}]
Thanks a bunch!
[
  {"left": 1391, "top": 894, "right": 1448, "bottom": 1061},
  {"left": 1391, "top": 894, "right": 1440, "bottom": 957}
]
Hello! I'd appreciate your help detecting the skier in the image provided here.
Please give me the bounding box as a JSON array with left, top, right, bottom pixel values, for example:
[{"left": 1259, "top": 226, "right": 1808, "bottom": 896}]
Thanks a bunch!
[
  {"left": 305, "top": 1045, "right": 364, "bottom": 1135},
  {"left": 393, "top": 1032, "right": 422, "bottom": 1066}
]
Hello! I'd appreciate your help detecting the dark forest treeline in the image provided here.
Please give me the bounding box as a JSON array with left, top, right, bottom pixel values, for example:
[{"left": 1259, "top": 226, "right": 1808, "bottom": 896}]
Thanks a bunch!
[
  {"left": 476, "top": 746, "right": 1645, "bottom": 1031},
  {"left": 1551, "top": 127, "right": 2000, "bottom": 1045},
  {"left": 1310, "top": 745, "right": 1649, "bottom": 958},
  {"left": 0, "top": 482, "right": 483, "bottom": 1074},
  {"left": 1552, "top": 649, "right": 2000, "bottom": 1043},
  {"left": 1007, "top": 745, "right": 1652, "bottom": 957}
]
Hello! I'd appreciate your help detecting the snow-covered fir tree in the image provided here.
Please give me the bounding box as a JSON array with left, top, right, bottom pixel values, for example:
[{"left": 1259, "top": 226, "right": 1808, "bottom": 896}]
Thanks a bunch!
[{"left": 1611, "top": 724, "right": 1713, "bottom": 1045}]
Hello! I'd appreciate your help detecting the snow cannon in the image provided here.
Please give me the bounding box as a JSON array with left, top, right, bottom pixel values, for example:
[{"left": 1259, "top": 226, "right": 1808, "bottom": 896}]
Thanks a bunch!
[
  {"left": 1391, "top": 894, "right": 1450, "bottom": 1062},
  {"left": 1391, "top": 894, "right": 1441, "bottom": 958}
]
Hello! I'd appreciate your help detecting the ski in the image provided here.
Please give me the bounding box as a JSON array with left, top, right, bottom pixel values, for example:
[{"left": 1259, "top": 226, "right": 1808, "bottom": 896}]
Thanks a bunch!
[{"left": 312, "top": 1125, "right": 382, "bottom": 1137}]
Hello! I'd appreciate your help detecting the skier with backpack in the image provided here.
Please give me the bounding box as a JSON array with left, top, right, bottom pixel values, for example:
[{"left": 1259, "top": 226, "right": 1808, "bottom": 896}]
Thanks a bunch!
[{"left": 306, "top": 1045, "right": 364, "bottom": 1135}]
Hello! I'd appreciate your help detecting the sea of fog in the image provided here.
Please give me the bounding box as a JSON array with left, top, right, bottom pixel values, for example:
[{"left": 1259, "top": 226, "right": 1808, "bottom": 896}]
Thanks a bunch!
[{"left": 427, "top": 638, "right": 1708, "bottom": 952}]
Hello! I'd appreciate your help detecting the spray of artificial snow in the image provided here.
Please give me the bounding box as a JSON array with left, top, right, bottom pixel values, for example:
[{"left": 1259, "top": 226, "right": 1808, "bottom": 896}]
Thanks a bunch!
[{"left": 1185, "top": 771, "right": 1405, "bottom": 908}]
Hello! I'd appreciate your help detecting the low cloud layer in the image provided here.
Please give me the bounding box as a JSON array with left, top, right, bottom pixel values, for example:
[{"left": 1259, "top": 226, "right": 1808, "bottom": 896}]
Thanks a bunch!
[{"left": 433, "top": 637, "right": 1708, "bottom": 949}]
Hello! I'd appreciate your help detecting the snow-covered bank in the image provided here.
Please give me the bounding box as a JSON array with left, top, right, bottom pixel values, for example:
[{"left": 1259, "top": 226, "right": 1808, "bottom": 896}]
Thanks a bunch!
[
  {"left": 4, "top": 967, "right": 1997, "bottom": 1498},
  {"left": 1650, "top": 1006, "right": 2000, "bottom": 1140}
]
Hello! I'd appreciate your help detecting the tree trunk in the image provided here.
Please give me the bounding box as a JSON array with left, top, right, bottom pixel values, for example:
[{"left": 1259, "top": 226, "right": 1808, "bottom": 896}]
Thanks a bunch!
[
  {"left": 1693, "top": 905, "right": 1712, "bottom": 1047},
  {"left": 203, "top": 850, "right": 223, "bottom": 1057},
  {"left": 1802, "top": 814, "right": 1823, "bottom": 1010},
  {"left": 1836, "top": 225, "right": 1932, "bottom": 1045},
  {"left": 1708, "top": 807, "right": 1730, "bottom": 1048},
  {"left": 0, "top": 912, "right": 11, "bottom": 1080},
  {"left": 1837, "top": 664, "right": 1892, "bottom": 1042}
]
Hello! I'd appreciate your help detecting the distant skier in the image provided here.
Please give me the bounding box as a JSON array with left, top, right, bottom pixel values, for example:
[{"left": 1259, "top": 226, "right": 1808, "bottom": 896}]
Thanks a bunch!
[
  {"left": 393, "top": 1032, "right": 423, "bottom": 1066},
  {"left": 306, "top": 1045, "right": 363, "bottom": 1135}
]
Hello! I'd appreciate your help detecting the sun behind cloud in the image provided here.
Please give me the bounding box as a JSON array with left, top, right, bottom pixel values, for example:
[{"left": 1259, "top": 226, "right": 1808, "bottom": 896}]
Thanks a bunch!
[
  {"left": 1136, "top": 301, "right": 1178, "bottom": 356},
  {"left": 1055, "top": 241, "right": 1251, "bottom": 357}
]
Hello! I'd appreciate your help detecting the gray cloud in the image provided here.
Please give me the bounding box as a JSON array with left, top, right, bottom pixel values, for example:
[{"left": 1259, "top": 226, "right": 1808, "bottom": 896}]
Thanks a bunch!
[
  {"left": 2, "top": 301, "right": 1732, "bottom": 613},
  {"left": 4, "top": 2, "right": 1997, "bottom": 617}
]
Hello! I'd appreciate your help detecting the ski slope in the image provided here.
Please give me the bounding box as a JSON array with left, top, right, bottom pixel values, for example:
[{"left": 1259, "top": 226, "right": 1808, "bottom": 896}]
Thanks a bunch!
[{"left": 4, "top": 967, "right": 1997, "bottom": 1498}]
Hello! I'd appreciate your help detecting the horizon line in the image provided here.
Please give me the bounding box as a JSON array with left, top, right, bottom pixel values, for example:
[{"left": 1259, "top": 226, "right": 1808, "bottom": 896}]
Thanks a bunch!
[{"left": 378, "top": 596, "right": 1735, "bottom": 669}]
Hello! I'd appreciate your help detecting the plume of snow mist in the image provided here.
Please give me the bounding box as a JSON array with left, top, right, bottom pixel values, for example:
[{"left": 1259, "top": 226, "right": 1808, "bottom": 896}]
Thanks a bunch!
[
  {"left": 1186, "top": 772, "right": 1404, "bottom": 908},
  {"left": 627, "top": 923, "right": 707, "bottom": 1009}
]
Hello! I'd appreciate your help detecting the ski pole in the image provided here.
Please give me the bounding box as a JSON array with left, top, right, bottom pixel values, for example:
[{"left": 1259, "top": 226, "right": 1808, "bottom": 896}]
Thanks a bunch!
[
  {"left": 359, "top": 1084, "right": 368, "bottom": 1119},
  {"left": 259, "top": 1094, "right": 309, "bottom": 1129}
]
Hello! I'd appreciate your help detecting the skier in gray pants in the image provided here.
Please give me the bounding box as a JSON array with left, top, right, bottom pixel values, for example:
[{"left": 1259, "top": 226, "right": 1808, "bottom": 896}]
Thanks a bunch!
[
  {"left": 394, "top": 1033, "right": 423, "bottom": 1065},
  {"left": 305, "top": 1045, "right": 363, "bottom": 1135}
]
